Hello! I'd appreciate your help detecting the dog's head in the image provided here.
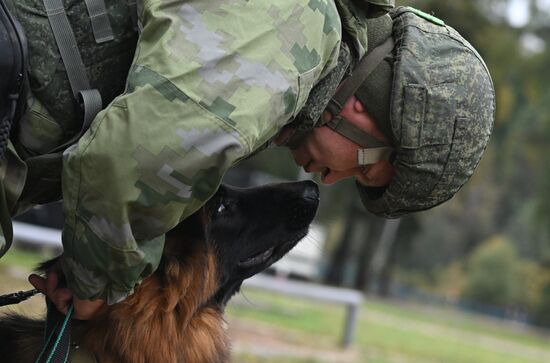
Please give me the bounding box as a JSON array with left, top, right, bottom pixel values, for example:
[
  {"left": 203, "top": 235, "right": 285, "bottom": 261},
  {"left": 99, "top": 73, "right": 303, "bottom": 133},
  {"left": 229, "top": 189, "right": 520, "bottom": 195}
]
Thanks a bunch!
[
  {"left": 165, "top": 180, "right": 319, "bottom": 307},
  {"left": 77, "top": 181, "right": 318, "bottom": 363}
]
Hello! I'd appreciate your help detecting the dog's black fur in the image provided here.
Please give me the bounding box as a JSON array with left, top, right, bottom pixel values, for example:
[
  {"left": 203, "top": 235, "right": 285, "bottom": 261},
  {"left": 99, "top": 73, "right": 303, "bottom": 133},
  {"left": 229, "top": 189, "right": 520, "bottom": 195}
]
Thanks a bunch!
[{"left": 0, "top": 181, "right": 319, "bottom": 363}]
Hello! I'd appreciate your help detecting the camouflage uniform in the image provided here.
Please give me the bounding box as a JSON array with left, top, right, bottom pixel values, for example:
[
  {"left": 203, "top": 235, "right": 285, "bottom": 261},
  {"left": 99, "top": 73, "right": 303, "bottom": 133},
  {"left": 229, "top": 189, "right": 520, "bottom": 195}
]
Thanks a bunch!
[{"left": 0, "top": 0, "right": 394, "bottom": 303}]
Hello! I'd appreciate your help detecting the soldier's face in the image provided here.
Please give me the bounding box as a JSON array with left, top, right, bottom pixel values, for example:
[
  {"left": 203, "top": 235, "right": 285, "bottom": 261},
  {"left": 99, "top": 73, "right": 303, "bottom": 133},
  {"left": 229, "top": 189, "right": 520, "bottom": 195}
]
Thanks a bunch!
[{"left": 288, "top": 97, "right": 394, "bottom": 186}]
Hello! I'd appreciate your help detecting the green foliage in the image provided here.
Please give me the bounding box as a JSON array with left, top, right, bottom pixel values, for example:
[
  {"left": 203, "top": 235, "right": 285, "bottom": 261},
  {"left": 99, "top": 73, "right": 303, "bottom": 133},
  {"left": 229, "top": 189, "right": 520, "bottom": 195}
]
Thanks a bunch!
[
  {"left": 532, "top": 283, "right": 550, "bottom": 328},
  {"left": 463, "top": 237, "right": 522, "bottom": 307},
  {"left": 228, "top": 0, "right": 550, "bottom": 326},
  {"left": 516, "top": 262, "right": 550, "bottom": 312},
  {"left": 383, "top": 1, "right": 550, "bottom": 325},
  {"left": 518, "top": 263, "right": 550, "bottom": 328},
  {"left": 434, "top": 262, "right": 467, "bottom": 301}
]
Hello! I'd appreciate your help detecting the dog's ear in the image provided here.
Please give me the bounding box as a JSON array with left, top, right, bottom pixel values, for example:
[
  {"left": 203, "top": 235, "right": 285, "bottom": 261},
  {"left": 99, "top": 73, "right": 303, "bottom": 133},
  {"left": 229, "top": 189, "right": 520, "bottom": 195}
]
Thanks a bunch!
[{"left": 164, "top": 209, "right": 208, "bottom": 258}]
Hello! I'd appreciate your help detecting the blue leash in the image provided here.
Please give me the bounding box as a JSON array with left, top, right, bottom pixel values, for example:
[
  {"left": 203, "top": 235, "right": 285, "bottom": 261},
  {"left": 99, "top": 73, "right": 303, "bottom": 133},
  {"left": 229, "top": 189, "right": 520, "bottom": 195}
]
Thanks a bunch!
[{"left": 35, "top": 302, "right": 74, "bottom": 363}]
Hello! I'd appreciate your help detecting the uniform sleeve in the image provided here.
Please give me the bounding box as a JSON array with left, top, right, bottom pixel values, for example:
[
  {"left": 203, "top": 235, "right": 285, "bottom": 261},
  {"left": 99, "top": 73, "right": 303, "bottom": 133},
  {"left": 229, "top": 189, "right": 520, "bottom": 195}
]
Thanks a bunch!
[{"left": 60, "top": 0, "right": 342, "bottom": 304}]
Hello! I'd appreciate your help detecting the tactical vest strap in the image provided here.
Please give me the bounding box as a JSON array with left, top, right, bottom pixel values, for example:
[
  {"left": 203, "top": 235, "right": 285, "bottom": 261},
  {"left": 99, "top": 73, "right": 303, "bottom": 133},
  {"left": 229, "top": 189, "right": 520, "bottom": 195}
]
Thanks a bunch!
[
  {"left": 84, "top": 0, "right": 114, "bottom": 43},
  {"left": 43, "top": 0, "right": 103, "bottom": 131},
  {"left": 43, "top": 0, "right": 91, "bottom": 96},
  {"left": 78, "top": 89, "right": 103, "bottom": 130}
]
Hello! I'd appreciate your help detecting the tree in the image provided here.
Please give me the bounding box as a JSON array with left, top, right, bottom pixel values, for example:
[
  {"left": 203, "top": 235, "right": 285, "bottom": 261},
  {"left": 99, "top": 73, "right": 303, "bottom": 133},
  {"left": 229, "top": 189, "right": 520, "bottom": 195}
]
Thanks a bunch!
[
  {"left": 462, "top": 237, "right": 522, "bottom": 307},
  {"left": 532, "top": 282, "right": 550, "bottom": 327}
]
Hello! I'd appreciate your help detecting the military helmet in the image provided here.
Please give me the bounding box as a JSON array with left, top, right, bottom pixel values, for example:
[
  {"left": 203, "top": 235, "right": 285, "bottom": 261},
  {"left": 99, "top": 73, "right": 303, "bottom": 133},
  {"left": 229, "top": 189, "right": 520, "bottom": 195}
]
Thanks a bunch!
[
  {"left": 358, "top": 7, "right": 495, "bottom": 218},
  {"left": 289, "top": 7, "right": 495, "bottom": 218}
]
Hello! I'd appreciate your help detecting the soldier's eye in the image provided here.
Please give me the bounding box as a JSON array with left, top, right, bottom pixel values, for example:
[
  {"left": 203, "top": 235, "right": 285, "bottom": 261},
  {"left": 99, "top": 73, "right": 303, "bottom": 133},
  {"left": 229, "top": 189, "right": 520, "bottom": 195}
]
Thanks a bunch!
[{"left": 217, "top": 203, "right": 227, "bottom": 214}]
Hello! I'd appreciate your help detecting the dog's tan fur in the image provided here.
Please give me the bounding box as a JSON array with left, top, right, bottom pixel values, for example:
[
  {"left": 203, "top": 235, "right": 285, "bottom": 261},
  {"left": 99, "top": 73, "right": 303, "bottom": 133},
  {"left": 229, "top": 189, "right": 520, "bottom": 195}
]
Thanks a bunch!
[
  {"left": 74, "top": 227, "right": 228, "bottom": 363},
  {"left": 0, "top": 181, "right": 320, "bottom": 363}
]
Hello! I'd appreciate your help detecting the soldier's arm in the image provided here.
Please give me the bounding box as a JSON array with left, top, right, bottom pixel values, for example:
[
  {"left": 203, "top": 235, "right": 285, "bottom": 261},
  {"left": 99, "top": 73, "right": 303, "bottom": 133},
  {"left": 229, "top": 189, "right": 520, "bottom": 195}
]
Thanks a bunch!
[
  {"left": 60, "top": 0, "right": 342, "bottom": 303},
  {"left": 61, "top": 82, "right": 248, "bottom": 304}
]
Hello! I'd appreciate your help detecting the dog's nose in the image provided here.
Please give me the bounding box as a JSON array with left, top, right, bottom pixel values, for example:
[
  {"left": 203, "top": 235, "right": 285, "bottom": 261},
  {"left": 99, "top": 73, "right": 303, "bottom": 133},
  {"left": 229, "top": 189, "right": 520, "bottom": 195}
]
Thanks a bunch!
[
  {"left": 300, "top": 181, "right": 319, "bottom": 202},
  {"left": 287, "top": 181, "right": 319, "bottom": 229}
]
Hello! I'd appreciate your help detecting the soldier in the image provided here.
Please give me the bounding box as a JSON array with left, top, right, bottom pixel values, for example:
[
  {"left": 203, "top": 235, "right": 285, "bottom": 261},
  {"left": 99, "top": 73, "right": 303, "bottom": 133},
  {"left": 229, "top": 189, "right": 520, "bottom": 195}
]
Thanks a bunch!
[{"left": 0, "top": 0, "right": 494, "bottom": 319}]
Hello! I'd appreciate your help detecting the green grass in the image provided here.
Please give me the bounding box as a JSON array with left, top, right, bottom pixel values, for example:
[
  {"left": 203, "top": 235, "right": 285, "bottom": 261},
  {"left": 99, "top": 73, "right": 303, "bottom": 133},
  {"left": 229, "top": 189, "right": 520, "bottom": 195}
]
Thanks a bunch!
[
  {"left": 235, "top": 355, "right": 322, "bottom": 363},
  {"left": 228, "top": 288, "right": 550, "bottom": 363},
  {"left": 0, "top": 246, "right": 53, "bottom": 270},
  {"left": 0, "top": 248, "right": 49, "bottom": 316},
  {"left": 362, "top": 299, "right": 550, "bottom": 353},
  {"left": 3, "top": 248, "right": 550, "bottom": 363},
  {"left": 229, "top": 290, "right": 345, "bottom": 345}
]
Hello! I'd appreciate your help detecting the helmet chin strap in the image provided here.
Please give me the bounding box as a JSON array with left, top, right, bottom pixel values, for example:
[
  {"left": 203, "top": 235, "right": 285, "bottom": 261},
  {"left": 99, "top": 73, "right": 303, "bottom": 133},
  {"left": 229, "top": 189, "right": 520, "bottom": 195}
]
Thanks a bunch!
[
  {"left": 358, "top": 147, "right": 393, "bottom": 165},
  {"left": 325, "top": 115, "right": 393, "bottom": 165},
  {"left": 321, "top": 36, "right": 395, "bottom": 166}
]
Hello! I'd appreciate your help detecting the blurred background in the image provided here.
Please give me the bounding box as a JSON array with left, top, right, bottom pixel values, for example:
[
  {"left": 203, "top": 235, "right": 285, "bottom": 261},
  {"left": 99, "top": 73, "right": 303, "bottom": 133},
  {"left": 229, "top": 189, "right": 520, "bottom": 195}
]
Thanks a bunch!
[{"left": 2, "top": 0, "right": 550, "bottom": 362}]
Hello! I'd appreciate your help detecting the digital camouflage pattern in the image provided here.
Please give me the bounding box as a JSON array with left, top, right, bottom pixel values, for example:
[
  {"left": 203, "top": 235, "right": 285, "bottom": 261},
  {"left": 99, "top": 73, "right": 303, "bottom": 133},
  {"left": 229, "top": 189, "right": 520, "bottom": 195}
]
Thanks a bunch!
[
  {"left": 0, "top": 0, "right": 493, "bottom": 303},
  {"left": 334, "top": 0, "right": 395, "bottom": 57},
  {"left": 5, "top": 0, "right": 138, "bottom": 209},
  {"left": 10, "top": 0, "right": 138, "bottom": 142},
  {"left": 357, "top": 7, "right": 495, "bottom": 218},
  {"left": 0, "top": 0, "right": 398, "bottom": 303},
  {"left": 1, "top": 0, "right": 345, "bottom": 304}
]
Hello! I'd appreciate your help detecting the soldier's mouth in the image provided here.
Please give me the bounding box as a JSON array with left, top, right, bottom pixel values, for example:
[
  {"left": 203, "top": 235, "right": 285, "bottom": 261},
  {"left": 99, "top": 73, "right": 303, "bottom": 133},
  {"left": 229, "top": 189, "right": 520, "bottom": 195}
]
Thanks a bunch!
[{"left": 321, "top": 168, "right": 330, "bottom": 183}]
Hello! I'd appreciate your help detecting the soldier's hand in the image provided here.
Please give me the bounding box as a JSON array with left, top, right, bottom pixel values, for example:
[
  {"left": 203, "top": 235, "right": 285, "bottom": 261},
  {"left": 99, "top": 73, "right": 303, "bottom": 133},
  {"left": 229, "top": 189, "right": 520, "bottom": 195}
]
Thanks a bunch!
[
  {"left": 28, "top": 263, "right": 105, "bottom": 320},
  {"left": 71, "top": 296, "right": 105, "bottom": 320}
]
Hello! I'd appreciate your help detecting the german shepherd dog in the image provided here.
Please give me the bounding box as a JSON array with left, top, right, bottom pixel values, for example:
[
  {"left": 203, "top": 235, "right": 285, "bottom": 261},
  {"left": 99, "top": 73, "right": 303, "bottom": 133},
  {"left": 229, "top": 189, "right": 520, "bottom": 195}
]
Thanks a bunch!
[{"left": 0, "top": 181, "right": 319, "bottom": 363}]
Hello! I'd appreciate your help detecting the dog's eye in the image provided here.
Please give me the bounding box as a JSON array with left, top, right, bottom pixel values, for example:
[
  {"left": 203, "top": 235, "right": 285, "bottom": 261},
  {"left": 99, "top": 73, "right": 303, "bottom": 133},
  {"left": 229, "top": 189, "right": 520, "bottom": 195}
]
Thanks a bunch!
[{"left": 217, "top": 202, "right": 227, "bottom": 214}]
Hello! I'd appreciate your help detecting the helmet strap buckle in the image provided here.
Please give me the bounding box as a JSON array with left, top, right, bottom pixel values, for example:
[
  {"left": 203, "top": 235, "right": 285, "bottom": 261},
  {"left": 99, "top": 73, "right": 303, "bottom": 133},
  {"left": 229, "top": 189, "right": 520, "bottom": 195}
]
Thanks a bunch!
[{"left": 358, "top": 147, "right": 393, "bottom": 165}]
